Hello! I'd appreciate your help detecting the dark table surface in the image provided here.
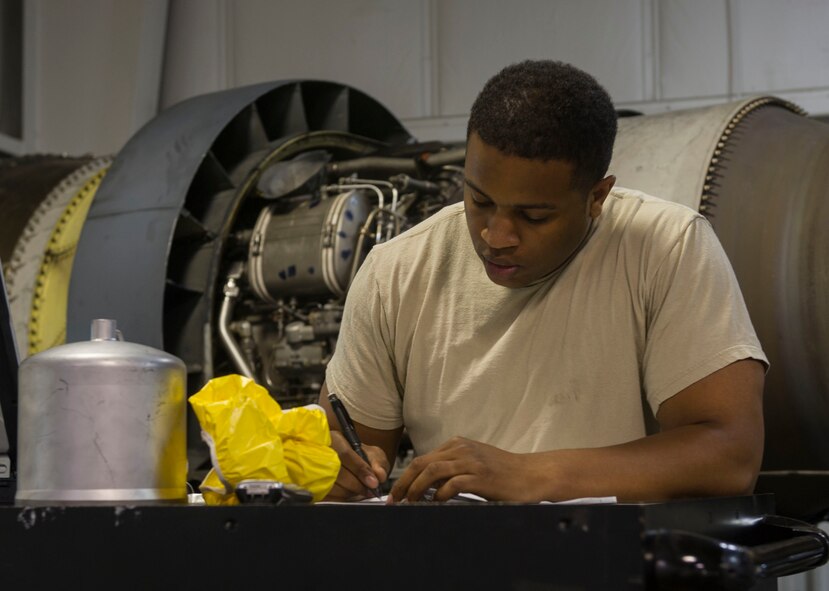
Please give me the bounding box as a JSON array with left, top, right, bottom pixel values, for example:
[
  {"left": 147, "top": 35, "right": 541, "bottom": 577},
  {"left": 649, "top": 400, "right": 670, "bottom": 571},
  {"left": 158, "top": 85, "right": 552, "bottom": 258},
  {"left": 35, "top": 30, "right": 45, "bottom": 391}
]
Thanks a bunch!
[{"left": 0, "top": 494, "right": 801, "bottom": 590}]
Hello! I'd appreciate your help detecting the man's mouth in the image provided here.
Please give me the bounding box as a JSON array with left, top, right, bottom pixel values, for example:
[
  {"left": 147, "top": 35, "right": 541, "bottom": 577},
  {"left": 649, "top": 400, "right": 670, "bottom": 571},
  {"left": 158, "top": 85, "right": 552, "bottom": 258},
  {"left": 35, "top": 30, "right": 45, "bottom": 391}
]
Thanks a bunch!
[{"left": 483, "top": 257, "right": 520, "bottom": 280}]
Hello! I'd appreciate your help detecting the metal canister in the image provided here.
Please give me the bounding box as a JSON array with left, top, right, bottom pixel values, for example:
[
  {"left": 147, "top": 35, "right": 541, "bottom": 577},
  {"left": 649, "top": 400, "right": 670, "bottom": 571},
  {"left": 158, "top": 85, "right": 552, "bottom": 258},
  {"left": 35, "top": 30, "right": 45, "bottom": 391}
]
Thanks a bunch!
[{"left": 15, "top": 319, "right": 187, "bottom": 504}]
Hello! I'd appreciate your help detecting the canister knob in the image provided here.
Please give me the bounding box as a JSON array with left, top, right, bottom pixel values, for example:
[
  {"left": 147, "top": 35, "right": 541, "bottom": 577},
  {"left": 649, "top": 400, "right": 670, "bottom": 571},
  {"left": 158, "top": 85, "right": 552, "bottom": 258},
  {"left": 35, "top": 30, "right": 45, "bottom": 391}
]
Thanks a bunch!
[{"left": 90, "top": 318, "right": 123, "bottom": 341}]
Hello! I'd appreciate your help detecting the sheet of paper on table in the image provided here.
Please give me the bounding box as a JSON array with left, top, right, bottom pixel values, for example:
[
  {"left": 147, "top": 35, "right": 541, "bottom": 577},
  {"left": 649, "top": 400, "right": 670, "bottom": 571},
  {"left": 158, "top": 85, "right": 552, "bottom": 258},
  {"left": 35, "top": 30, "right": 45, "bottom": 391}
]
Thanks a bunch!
[{"left": 319, "top": 493, "right": 617, "bottom": 505}]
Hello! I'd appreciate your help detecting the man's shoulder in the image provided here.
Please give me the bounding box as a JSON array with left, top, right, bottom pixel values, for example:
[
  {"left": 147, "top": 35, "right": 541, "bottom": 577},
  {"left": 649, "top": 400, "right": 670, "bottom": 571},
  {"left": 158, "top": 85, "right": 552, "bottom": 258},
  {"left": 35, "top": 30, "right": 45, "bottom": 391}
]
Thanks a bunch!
[
  {"left": 381, "top": 201, "right": 465, "bottom": 242},
  {"left": 603, "top": 186, "right": 705, "bottom": 242},
  {"left": 354, "top": 201, "right": 469, "bottom": 288},
  {"left": 372, "top": 201, "right": 467, "bottom": 259},
  {"left": 607, "top": 186, "right": 703, "bottom": 222},
  {"left": 351, "top": 201, "right": 475, "bottom": 310}
]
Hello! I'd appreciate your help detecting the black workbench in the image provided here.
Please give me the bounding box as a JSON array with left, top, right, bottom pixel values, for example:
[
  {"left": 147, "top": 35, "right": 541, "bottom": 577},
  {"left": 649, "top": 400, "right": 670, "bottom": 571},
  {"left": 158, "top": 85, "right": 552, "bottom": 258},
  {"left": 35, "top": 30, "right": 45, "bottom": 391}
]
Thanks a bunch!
[{"left": 0, "top": 494, "right": 824, "bottom": 590}]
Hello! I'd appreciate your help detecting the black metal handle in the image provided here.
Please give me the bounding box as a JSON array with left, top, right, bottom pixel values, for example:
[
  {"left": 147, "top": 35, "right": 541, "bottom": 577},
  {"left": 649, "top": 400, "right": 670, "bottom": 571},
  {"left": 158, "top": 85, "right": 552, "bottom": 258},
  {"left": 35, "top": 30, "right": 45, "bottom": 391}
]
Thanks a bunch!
[{"left": 644, "top": 514, "right": 829, "bottom": 590}]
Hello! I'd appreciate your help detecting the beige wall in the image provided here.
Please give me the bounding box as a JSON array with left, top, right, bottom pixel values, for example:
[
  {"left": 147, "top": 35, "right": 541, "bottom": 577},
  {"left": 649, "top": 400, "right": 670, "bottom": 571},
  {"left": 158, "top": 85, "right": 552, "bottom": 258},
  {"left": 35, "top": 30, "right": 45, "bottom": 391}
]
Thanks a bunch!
[
  {"left": 12, "top": 0, "right": 166, "bottom": 155},
  {"left": 8, "top": 0, "right": 829, "bottom": 153}
]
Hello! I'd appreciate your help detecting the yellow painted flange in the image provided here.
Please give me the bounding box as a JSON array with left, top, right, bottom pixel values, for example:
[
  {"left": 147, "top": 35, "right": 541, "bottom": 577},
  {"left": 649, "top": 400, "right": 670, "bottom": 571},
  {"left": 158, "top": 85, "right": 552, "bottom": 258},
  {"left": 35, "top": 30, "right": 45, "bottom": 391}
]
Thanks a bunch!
[{"left": 28, "top": 168, "right": 108, "bottom": 355}]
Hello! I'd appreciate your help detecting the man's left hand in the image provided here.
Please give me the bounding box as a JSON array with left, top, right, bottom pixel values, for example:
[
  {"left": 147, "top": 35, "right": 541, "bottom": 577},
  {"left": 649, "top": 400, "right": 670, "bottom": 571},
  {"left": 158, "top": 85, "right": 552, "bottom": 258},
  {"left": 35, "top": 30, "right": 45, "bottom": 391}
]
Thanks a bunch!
[{"left": 388, "top": 436, "right": 531, "bottom": 503}]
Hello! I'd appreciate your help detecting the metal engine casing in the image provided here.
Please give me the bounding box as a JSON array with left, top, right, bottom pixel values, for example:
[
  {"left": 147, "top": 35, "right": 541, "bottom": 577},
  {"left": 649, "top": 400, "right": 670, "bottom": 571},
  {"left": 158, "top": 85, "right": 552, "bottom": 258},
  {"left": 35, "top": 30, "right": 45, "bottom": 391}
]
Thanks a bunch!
[{"left": 249, "top": 189, "right": 372, "bottom": 301}]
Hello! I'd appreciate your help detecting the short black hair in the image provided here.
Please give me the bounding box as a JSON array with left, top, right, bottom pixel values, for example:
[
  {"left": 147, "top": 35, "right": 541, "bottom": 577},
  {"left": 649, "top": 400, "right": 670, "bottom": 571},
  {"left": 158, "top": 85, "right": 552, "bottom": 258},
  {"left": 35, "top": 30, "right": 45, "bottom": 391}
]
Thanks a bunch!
[{"left": 467, "top": 60, "right": 617, "bottom": 191}]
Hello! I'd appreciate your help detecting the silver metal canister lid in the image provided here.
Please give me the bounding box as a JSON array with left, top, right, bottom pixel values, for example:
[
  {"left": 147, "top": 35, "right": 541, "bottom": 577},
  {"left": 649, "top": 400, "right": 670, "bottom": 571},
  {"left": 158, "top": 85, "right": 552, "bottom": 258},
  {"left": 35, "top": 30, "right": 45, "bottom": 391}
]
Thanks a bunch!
[{"left": 15, "top": 318, "right": 187, "bottom": 504}]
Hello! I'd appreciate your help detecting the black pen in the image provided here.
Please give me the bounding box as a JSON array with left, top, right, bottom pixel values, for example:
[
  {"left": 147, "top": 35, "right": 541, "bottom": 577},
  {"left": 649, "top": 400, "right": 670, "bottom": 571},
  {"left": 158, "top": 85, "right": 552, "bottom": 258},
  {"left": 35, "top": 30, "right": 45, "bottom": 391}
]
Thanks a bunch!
[{"left": 328, "top": 392, "right": 383, "bottom": 499}]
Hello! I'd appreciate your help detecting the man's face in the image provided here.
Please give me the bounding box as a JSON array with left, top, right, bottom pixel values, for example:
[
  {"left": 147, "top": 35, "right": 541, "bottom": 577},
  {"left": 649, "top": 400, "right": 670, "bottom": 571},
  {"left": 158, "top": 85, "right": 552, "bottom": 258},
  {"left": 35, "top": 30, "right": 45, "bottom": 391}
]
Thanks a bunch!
[{"left": 463, "top": 132, "right": 613, "bottom": 288}]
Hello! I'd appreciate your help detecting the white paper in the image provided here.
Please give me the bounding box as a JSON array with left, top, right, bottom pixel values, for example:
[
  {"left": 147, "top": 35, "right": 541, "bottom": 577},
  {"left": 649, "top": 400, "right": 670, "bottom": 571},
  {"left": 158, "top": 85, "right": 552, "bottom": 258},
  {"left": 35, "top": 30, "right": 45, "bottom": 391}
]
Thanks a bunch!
[{"left": 318, "top": 493, "right": 617, "bottom": 505}]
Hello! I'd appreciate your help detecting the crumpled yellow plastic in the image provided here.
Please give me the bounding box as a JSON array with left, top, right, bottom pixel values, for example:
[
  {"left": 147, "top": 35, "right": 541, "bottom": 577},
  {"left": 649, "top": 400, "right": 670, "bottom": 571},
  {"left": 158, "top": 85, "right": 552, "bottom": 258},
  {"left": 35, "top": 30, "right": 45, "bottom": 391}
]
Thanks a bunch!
[{"left": 189, "top": 374, "right": 340, "bottom": 504}]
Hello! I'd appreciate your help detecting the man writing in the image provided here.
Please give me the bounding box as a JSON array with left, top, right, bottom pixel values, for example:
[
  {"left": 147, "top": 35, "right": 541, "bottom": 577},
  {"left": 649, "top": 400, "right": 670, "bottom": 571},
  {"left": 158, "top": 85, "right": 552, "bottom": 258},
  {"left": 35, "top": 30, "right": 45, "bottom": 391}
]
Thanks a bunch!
[{"left": 319, "top": 60, "right": 767, "bottom": 503}]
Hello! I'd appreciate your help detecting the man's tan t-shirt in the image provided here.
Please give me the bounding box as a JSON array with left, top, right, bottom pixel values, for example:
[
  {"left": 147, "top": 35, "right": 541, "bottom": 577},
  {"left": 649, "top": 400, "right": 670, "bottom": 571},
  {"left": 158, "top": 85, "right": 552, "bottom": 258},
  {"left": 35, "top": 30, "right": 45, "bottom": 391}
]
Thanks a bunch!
[{"left": 325, "top": 187, "right": 767, "bottom": 456}]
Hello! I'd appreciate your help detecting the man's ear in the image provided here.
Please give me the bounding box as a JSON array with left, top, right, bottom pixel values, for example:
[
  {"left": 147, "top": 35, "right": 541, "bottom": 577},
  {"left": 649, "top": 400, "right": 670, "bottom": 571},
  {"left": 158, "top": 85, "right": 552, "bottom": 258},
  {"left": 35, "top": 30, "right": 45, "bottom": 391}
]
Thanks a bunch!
[{"left": 588, "top": 175, "right": 615, "bottom": 218}]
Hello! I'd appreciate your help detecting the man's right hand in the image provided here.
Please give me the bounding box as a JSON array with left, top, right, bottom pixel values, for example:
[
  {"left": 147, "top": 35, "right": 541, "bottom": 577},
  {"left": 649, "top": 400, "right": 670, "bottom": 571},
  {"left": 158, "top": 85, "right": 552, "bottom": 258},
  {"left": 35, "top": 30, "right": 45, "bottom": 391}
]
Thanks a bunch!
[
  {"left": 318, "top": 381, "right": 403, "bottom": 500},
  {"left": 326, "top": 430, "right": 391, "bottom": 501}
]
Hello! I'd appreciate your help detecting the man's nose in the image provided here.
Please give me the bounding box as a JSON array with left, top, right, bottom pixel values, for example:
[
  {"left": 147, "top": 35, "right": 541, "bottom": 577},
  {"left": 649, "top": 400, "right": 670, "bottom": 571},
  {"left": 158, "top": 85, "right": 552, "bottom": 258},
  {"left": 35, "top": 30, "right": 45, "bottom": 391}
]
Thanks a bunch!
[{"left": 481, "top": 212, "right": 519, "bottom": 249}]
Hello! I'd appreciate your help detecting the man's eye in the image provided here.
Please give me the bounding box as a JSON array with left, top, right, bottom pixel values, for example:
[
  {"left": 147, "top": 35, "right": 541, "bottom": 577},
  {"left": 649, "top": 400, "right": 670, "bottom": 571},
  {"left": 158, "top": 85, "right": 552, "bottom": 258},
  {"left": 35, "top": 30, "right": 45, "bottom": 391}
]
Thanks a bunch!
[{"left": 522, "top": 212, "right": 550, "bottom": 223}]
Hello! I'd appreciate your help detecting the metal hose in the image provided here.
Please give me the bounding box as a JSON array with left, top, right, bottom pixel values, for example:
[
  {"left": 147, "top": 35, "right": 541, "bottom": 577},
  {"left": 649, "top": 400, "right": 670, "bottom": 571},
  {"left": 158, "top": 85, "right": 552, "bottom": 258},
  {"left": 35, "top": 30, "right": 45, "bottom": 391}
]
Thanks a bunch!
[{"left": 218, "top": 274, "right": 255, "bottom": 378}]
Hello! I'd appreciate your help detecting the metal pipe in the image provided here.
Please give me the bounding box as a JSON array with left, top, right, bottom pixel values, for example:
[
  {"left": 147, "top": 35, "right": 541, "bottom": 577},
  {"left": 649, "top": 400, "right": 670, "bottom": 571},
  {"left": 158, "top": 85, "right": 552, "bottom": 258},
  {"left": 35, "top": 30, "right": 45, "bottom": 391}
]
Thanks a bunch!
[
  {"left": 327, "top": 157, "right": 418, "bottom": 177},
  {"left": 332, "top": 182, "right": 386, "bottom": 242},
  {"left": 338, "top": 179, "right": 399, "bottom": 240},
  {"left": 218, "top": 275, "right": 255, "bottom": 379},
  {"left": 390, "top": 174, "right": 441, "bottom": 195},
  {"left": 423, "top": 147, "right": 466, "bottom": 167},
  {"left": 348, "top": 208, "right": 380, "bottom": 290}
]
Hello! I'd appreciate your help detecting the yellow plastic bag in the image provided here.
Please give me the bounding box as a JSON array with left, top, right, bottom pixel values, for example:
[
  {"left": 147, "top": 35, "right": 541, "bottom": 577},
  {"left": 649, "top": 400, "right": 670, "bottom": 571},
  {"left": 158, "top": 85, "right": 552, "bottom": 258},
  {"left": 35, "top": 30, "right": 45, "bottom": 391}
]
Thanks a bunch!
[{"left": 189, "top": 374, "right": 340, "bottom": 504}]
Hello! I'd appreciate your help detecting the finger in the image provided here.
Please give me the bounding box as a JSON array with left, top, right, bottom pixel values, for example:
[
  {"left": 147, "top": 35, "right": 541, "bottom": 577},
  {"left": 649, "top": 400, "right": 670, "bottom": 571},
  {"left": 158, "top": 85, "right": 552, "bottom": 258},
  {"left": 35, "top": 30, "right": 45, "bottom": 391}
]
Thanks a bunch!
[
  {"left": 388, "top": 440, "right": 474, "bottom": 501},
  {"left": 389, "top": 449, "right": 452, "bottom": 501},
  {"left": 340, "top": 454, "right": 381, "bottom": 493},
  {"left": 361, "top": 443, "right": 390, "bottom": 483},
  {"left": 396, "top": 459, "right": 469, "bottom": 502},
  {"left": 325, "top": 481, "right": 367, "bottom": 502},
  {"left": 336, "top": 461, "right": 374, "bottom": 495},
  {"left": 432, "top": 435, "right": 471, "bottom": 452},
  {"left": 431, "top": 475, "right": 478, "bottom": 502},
  {"left": 388, "top": 453, "right": 427, "bottom": 501},
  {"left": 332, "top": 433, "right": 381, "bottom": 489},
  {"left": 368, "top": 453, "right": 390, "bottom": 484},
  {"left": 331, "top": 445, "right": 380, "bottom": 496},
  {"left": 404, "top": 460, "right": 467, "bottom": 502}
]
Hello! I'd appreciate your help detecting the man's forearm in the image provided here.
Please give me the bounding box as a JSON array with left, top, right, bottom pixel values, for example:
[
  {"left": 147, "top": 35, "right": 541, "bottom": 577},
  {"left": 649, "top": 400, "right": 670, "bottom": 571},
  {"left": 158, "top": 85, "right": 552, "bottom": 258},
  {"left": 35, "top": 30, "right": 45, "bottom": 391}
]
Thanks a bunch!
[
  {"left": 389, "top": 361, "right": 765, "bottom": 503},
  {"left": 526, "top": 422, "right": 760, "bottom": 502}
]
